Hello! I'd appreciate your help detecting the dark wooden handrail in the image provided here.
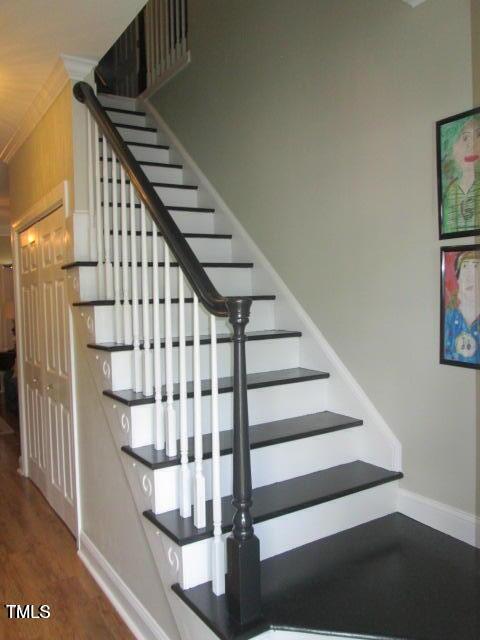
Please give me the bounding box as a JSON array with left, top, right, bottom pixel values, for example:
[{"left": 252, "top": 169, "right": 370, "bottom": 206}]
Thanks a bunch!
[
  {"left": 73, "top": 81, "right": 229, "bottom": 318},
  {"left": 73, "top": 81, "right": 261, "bottom": 625}
]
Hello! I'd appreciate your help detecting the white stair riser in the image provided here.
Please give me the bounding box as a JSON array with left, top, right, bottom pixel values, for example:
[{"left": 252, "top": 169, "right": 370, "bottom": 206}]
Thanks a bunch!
[
  {"left": 102, "top": 161, "right": 183, "bottom": 185},
  {"left": 106, "top": 110, "right": 148, "bottom": 128},
  {"left": 129, "top": 144, "right": 170, "bottom": 163},
  {"left": 80, "top": 299, "right": 275, "bottom": 343},
  {"left": 127, "top": 209, "right": 216, "bottom": 234},
  {"left": 118, "top": 126, "right": 159, "bottom": 145},
  {"left": 132, "top": 427, "right": 363, "bottom": 514},
  {"left": 98, "top": 206, "right": 215, "bottom": 234},
  {"left": 147, "top": 482, "right": 398, "bottom": 590},
  {"left": 107, "top": 182, "right": 198, "bottom": 208},
  {"left": 113, "top": 378, "right": 328, "bottom": 448},
  {"left": 102, "top": 337, "right": 300, "bottom": 390},
  {"left": 142, "top": 164, "right": 184, "bottom": 184},
  {"left": 117, "top": 235, "right": 232, "bottom": 263},
  {"left": 71, "top": 264, "right": 253, "bottom": 301},
  {"left": 98, "top": 94, "right": 139, "bottom": 111}
]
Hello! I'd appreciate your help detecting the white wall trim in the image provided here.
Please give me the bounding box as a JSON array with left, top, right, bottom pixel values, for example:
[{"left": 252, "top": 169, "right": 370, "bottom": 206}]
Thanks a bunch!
[
  {"left": 0, "top": 54, "right": 97, "bottom": 164},
  {"left": 398, "top": 489, "right": 479, "bottom": 548},
  {"left": 141, "top": 98, "right": 402, "bottom": 471},
  {"left": 78, "top": 532, "right": 172, "bottom": 640}
]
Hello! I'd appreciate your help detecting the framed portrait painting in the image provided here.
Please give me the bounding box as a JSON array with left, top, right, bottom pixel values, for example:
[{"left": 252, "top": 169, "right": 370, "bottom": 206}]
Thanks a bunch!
[
  {"left": 437, "top": 107, "right": 480, "bottom": 238},
  {"left": 440, "top": 245, "right": 480, "bottom": 369}
]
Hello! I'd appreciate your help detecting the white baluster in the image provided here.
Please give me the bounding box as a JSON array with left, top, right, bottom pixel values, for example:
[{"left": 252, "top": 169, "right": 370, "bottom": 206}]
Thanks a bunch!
[
  {"left": 120, "top": 167, "right": 132, "bottom": 344},
  {"left": 151, "top": 0, "right": 157, "bottom": 82},
  {"left": 169, "top": 0, "right": 175, "bottom": 64},
  {"left": 178, "top": 268, "right": 191, "bottom": 517},
  {"left": 94, "top": 123, "right": 105, "bottom": 297},
  {"left": 152, "top": 224, "right": 164, "bottom": 450},
  {"left": 210, "top": 313, "right": 225, "bottom": 594},
  {"left": 193, "top": 293, "right": 206, "bottom": 528},
  {"left": 175, "top": 0, "right": 181, "bottom": 58},
  {"left": 141, "top": 201, "right": 153, "bottom": 396},
  {"left": 180, "top": 0, "right": 187, "bottom": 56},
  {"left": 102, "top": 136, "right": 114, "bottom": 299},
  {"left": 158, "top": 0, "right": 165, "bottom": 75},
  {"left": 111, "top": 152, "right": 122, "bottom": 343},
  {"left": 130, "top": 184, "right": 142, "bottom": 393},
  {"left": 164, "top": 242, "right": 177, "bottom": 456},
  {"left": 87, "top": 112, "right": 97, "bottom": 261},
  {"left": 164, "top": 0, "right": 171, "bottom": 69}
]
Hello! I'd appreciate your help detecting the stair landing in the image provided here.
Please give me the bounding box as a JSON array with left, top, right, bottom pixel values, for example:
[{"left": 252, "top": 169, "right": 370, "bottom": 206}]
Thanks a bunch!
[{"left": 173, "top": 513, "right": 479, "bottom": 640}]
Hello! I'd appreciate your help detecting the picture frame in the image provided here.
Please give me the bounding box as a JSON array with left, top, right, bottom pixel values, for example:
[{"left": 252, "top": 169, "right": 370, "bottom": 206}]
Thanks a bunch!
[
  {"left": 436, "top": 107, "right": 480, "bottom": 239},
  {"left": 440, "top": 245, "right": 480, "bottom": 369}
]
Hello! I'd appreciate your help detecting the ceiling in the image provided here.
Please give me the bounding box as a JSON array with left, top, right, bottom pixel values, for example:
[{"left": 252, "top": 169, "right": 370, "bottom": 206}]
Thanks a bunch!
[{"left": 0, "top": 0, "right": 147, "bottom": 225}]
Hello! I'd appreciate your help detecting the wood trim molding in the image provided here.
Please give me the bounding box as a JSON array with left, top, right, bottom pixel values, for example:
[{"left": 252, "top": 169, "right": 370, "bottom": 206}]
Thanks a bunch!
[
  {"left": 12, "top": 180, "right": 70, "bottom": 233},
  {"left": 0, "top": 55, "right": 97, "bottom": 165},
  {"left": 398, "top": 489, "right": 479, "bottom": 548},
  {"left": 78, "top": 532, "right": 171, "bottom": 640}
]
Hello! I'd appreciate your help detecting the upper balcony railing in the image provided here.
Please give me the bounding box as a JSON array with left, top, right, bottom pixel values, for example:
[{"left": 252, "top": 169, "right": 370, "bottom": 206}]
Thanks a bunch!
[{"left": 95, "top": 0, "right": 189, "bottom": 98}]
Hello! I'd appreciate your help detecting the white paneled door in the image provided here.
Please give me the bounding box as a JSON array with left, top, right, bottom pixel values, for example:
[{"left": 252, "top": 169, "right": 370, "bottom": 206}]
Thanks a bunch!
[{"left": 19, "top": 206, "right": 77, "bottom": 535}]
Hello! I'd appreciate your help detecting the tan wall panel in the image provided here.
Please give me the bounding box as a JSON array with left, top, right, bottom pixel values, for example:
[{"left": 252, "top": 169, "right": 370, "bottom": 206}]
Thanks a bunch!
[{"left": 8, "top": 83, "right": 73, "bottom": 223}]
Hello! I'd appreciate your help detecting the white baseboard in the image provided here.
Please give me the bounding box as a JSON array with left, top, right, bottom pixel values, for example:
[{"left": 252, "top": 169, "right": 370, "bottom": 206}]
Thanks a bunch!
[
  {"left": 398, "top": 489, "right": 479, "bottom": 548},
  {"left": 78, "top": 532, "right": 172, "bottom": 640}
]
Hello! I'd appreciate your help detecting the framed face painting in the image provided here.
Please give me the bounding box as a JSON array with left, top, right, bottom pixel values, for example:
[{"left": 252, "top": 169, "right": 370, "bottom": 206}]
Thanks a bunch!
[
  {"left": 440, "top": 245, "right": 480, "bottom": 369},
  {"left": 437, "top": 107, "right": 480, "bottom": 238}
]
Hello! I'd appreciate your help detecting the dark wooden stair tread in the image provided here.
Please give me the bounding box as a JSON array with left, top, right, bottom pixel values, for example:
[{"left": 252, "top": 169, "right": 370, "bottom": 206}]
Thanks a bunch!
[
  {"left": 103, "top": 177, "right": 197, "bottom": 189},
  {"left": 172, "top": 513, "right": 478, "bottom": 640},
  {"left": 108, "top": 230, "right": 231, "bottom": 238},
  {"left": 144, "top": 461, "right": 402, "bottom": 545},
  {"left": 122, "top": 410, "right": 363, "bottom": 470},
  {"left": 72, "top": 294, "right": 276, "bottom": 307},
  {"left": 115, "top": 122, "right": 157, "bottom": 132},
  {"left": 63, "top": 260, "right": 253, "bottom": 269},
  {"left": 102, "top": 202, "right": 215, "bottom": 212},
  {"left": 103, "top": 367, "right": 330, "bottom": 407},
  {"left": 125, "top": 141, "right": 169, "bottom": 150},
  {"left": 101, "top": 156, "right": 182, "bottom": 169},
  {"left": 87, "top": 329, "right": 299, "bottom": 352},
  {"left": 104, "top": 106, "right": 146, "bottom": 116}
]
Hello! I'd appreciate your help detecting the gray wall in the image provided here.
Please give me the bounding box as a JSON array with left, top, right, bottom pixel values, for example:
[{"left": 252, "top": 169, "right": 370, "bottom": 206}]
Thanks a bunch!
[{"left": 152, "top": 0, "right": 477, "bottom": 514}]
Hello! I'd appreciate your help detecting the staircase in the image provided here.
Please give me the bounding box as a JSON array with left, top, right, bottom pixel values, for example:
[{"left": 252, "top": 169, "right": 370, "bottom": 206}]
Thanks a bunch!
[{"left": 68, "top": 84, "right": 405, "bottom": 639}]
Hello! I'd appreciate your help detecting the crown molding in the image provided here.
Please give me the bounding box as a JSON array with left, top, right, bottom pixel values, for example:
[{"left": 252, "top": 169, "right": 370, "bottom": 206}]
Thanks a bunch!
[{"left": 0, "top": 54, "right": 97, "bottom": 165}]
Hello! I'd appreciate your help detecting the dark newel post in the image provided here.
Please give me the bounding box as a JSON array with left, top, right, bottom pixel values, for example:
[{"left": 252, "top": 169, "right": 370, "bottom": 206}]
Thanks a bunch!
[{"left": 225, "top": 297, "right": 261, "bottom": 625}]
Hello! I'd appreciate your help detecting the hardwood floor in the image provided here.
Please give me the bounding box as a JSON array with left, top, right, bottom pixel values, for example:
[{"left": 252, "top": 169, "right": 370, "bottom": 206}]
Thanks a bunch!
[{"left": 0, "top": 432, "right": 135, "bottom": 640}]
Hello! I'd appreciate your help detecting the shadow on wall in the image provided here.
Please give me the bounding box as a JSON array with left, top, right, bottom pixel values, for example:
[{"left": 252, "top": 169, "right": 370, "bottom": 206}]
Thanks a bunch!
[{"left": 0, "top": 236, "right": 12, "bottom": 265}]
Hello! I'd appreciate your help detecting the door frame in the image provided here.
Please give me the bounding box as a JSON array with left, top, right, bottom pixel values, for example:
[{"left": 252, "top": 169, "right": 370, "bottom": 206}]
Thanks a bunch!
[{"left": 12, "top": 180, "right": 82, "bottom": 541}]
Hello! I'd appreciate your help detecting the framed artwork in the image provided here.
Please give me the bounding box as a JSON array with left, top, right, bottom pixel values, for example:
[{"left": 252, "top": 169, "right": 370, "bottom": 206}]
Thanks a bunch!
[
  {"left": 437, "top": 107, "right": 480, "bottom": 238},
  {"left": 440, "top": 245, "right": 480, "bottom": 369}
]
